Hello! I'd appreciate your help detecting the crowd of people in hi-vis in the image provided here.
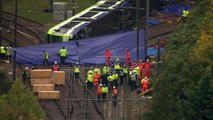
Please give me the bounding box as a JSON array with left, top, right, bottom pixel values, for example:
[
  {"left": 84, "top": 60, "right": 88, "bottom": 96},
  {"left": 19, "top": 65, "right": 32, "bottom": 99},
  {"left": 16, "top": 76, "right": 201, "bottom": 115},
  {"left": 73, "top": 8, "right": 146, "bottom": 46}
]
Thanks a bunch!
[{"left": 21, "top": 46, "right": 154, "bottom": 106}]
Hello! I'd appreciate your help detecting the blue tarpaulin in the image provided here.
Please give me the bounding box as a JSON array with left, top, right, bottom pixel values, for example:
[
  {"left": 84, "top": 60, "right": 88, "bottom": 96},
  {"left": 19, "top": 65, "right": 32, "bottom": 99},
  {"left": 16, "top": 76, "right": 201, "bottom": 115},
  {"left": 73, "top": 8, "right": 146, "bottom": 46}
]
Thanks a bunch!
[
  {"left": 147, "top": 47, "right": 165, "bottom": 56},
  {"left": 162, "top": 3, "right": 191, "bottom": 14},
  {"left": 148, "top": 18, "right": 160, "bottom": 25},
  {"left": 12, "top": 30, "right": 145, "bottom": 65}
]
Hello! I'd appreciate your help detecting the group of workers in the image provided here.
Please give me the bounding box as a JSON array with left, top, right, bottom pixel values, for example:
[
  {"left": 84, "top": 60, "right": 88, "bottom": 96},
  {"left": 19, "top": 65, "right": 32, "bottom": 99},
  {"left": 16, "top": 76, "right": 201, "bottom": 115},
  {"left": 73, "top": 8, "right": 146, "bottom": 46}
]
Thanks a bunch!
[
  {"left": 43, "top": 46, "right": 68, "bottom": 66},
  {"left": 80, "top": 48, "right": 154, "bottom": 105},
  {"left": 0, "top": 45, "right": 12, "bottom": 62}
]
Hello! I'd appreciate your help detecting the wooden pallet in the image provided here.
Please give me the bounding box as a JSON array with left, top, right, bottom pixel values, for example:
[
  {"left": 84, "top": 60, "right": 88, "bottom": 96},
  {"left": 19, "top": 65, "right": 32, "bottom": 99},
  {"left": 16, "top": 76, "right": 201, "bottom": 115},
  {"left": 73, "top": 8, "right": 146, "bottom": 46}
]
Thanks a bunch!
[
  {"left": 33, "top": 84, "right": 54, "bottom": 93},
  {"left": 38, "top": 91, "right": 60, "bottom": 99},
  {"left": 31, "top": 78, "right": 52, "bottom": 85},
  {"left": 31, "top": 69, "right": 52, "bottom": 78},
  {"left": 52, "top": 71, "right": 65, "bottom": 85}
]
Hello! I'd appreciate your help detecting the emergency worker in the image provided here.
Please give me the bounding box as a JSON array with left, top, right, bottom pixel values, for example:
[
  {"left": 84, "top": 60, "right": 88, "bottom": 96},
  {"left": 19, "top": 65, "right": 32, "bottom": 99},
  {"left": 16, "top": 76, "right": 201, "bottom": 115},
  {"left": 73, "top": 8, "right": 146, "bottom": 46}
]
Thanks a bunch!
[
  {"left": 104, "top": 48, "right": 111, "bottom": 65},
  {"left": 86, "top": 70, "right": 94, "bottom": 89},
  {"left": 107, "top": 73, "right": 115, "bottom": 91},
  {"left": 43, "top": 50, "right": 49, "bottom": 66},
  {"left": 96, "top": 84, "right": 102, "bottom": 101},
  {"left": 59, "top": 47, "right": 68, "bottom": 64},
  {"left": 112, "top": 86, "right": 118, "bottom": 106},
  {"left": 101, "top": 65, "right": 109, "bottom": 86},
  {"left": 144, "top": 59, "right": 151, "bottom": 77},
  {"left": 94, "top": 65, "right": 101, "bottom": 75},
  {"left": 125, "top": 48, "right": 131, "bottom": 65},
  {"left": 141, "top": 77, "right": 149, "bottom": 92},
  {"left": 101, "top": 84, "right": 108, "bottom": 99},
  {"left": 22, "top": 67, "right": 29, "bottom": 83},
  {"left": 5, "top": 46, "right": 11, "bottom": 62},
  {"left": 182, "top": 8, "right": 189, "bottom": 23},
  {"left": 93, "top": 70, "right": 101, "bottom": 88},
  {"left": 113, "top": 71, "right": 119, "bottom": 87},
  {"left": 130, "top": 70, "right": 137, "bottom": 91},
  {"left": 74, "top": 62, "right": 80, "bottom": 79},
  {"left": 0, "top": 45, "right": 6, "bottom": 60},
  {"left": 52, "top": 61, "right": 59, "bottom": 71}
]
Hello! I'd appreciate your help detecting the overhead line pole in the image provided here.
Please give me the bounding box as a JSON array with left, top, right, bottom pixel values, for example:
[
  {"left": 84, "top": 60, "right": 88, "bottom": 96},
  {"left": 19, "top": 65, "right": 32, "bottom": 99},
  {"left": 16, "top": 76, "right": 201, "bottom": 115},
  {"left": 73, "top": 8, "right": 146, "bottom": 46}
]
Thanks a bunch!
[
  {"left": 136, "top": 0, "right": 140, "bottom": 62},
  {"left": 144, "top": 0, "right": 149, "bottom": 59},
  {"left": 13, "top": 0, "right": 17, "bottom": 81}
]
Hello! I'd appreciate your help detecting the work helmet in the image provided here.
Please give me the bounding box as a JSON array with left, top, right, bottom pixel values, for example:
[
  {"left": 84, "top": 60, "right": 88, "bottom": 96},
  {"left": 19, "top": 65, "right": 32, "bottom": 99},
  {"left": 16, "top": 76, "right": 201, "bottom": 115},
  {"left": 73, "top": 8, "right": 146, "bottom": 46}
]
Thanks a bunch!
[
  {"left": 76, "top": 62, "right": 79, "bottom": 65},
  {"left": 25, "top": 67, "right": 28, "bottom": 70},
  {"left": 99, "top": 84, "right": 102, "bottom": 86},
  {"left": 113, "top": 86, "right": 116, "bottom": 89},
  {"left": 54, "top": 61, "right": 57, "bottom": 64}
]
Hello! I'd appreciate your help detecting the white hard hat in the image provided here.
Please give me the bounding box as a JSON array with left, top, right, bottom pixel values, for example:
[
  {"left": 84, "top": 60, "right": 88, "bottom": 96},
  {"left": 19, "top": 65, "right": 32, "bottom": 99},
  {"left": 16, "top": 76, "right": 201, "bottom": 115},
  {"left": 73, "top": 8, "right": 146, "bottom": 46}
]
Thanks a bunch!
[
  {"left": 25, "top": 67, "right": 28, "bottom": 70},
  {"left": 54, "top": 61, "right": 57, "bottom": 64},
  {"left": 99, "top": 84, "right": 102, "bottom": 86}
]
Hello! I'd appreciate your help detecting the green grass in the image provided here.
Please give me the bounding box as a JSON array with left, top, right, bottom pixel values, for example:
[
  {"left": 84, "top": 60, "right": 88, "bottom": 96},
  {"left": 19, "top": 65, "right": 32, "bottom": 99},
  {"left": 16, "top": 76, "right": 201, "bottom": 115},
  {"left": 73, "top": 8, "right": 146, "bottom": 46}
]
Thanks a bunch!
[{"left": 3, "top": 0, "right": 96, "bottom": 24}]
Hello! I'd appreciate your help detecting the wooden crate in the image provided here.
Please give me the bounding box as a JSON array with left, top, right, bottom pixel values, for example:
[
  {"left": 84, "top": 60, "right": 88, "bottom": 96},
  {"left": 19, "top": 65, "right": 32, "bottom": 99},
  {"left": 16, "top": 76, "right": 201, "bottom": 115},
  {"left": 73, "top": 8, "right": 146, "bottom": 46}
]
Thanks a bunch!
[
  {"left": 38, "top": 91, "right": 60, "bottom": 99},
  {"left": 31, "top": 69, "right": 52, "bottom": 78},
  {"left": 52, "top": 71, "right": 65, "bottom": 85},
  {"left": 33, "top": 84, "right": 54, "bottom": 93},
  {"left": 31, "top": 78, "right": 52, "bottom": 85}
]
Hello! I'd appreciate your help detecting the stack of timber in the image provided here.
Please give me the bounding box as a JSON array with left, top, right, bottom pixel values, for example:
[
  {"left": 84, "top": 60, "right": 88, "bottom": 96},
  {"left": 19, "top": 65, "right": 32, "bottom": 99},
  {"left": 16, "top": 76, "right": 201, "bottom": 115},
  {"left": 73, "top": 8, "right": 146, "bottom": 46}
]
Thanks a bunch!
[
  {"left": 31, "top": 69, "right": 52, "bottom": 85},
  {"left": 52, "top": 71, "right": 65, "bottom": 85},
  {"left": 30, "top": 69, "right": 65, "bottom": 100}
]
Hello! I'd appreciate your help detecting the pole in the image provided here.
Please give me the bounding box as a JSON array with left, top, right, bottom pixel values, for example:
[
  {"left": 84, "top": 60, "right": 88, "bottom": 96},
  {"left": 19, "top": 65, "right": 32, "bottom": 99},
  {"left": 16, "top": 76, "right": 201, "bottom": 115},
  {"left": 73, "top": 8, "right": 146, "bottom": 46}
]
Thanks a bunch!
[
  {"left": 144, "top": 0, "right": 149, "bottom": 59},
  {"left": 0, "top": 0, "right": 2, "bottom": 45},
  {"left": 156, "top": 37, "right": 161, "bottom": 76},
  {"left": 136, "top": 0, "right": 140, "bottom": 62},
  {"left": 72, "top": 0, "right": 76, "bottom": 15},
  {"left": 48, "top": 0, "right": 53, "bottom": 11},
  {"left": 13, "top": 0, "right": 17, "bottom": 81}
]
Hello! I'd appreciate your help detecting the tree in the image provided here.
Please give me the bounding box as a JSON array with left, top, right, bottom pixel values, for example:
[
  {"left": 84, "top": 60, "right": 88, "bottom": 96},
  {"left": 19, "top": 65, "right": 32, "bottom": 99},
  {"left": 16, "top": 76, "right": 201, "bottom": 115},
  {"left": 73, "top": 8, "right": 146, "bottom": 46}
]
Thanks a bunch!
[
  {"left": 0, "top": 79, "right": 44, "bottom": 119},
  {"left": 0, "top": 68, "right": 13, "bottom": 94},
  {"left": 140, "top": 0, "right": 213, "bottom": 120}
]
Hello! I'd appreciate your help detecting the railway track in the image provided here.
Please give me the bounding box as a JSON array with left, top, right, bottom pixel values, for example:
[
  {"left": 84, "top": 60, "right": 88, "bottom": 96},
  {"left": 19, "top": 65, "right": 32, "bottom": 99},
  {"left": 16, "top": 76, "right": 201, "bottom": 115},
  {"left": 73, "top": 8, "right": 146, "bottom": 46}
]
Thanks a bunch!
[
  {"left": 1, "top": 10, "right": 179, "bottom": 120},
  {"left": 2, "top": 11, "right": 46, "bottom": 46}
]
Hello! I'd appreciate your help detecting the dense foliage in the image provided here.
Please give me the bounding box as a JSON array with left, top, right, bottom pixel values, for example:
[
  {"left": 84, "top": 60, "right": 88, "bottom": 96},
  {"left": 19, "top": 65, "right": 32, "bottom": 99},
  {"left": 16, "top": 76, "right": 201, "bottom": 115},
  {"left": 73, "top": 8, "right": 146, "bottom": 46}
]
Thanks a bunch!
[
  {"left": 0, "top": 80, "right": 44, "bottom": 120},
  {"left": 140, "top": 0, "right": 213, "bottom": 120},
  {"left": 0, "top": 69, "right": 13, "bottom": 94}
]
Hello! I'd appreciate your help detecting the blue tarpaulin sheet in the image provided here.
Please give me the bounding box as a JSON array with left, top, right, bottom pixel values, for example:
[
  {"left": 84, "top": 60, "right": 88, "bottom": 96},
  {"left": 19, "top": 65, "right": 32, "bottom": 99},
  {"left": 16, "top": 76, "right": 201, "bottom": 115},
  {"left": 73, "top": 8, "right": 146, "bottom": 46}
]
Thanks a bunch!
[
  {"left": 147, "top": 47, "right": 165, "bottom": 56},
  {"left": 162, "top": 3, "right": 191, "bottom": 14},
  {"left": 148, "top": 18, "right": 160, "bottom": 25},
  {"left": 12, "top": 30, "right": 145, "bottom": 65}
]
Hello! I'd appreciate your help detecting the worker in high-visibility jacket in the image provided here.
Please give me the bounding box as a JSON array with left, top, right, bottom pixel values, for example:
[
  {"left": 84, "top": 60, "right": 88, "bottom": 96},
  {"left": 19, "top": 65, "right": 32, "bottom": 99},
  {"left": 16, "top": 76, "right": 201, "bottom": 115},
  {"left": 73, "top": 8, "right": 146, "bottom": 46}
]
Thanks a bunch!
[
  {"left": 104, "top": 48, "right": 111, "bottom": 65},
  {"left": 0, "top": 45, "right": 6, "bottom": 60},
  {"left": 87, "top": 67, "right": 94, "bottom": 76},
  {"left": 101, "top": 84, "right": 109, "bottom": 99},
  {"left": 93, "top": 70, "right": 100, "bottom": 88},
  {"left": 94, "top": 65, "right": 101, "bottom": 75},
  {"left": 138, "top": 60, "right": 144, "bottom": 80},
  {"left": 125, "top": 48, "right": 131, "bottom": 65},
  {"left": 52, "top": 61, "right": 59, "bottom": 71},
  {"left": 114, "top": 59, "right": 121, "bottom": 73},
  {"left": 113, "top": 71, "right": 119, "bottom": 87},
  {"left": 74, "top": 62, "right": 80, "bottom": 79},
  {"left": 86, "top": 70, "right": 94, "bottom": 89},
  {"left": 112, "top": 86, "right": 118, "bottom": 106},
  {"left": 101, "top": 65, "right": 109, "bottom": 86},
  {"left": 5, "top": 46, "right": 11, "bottom": 62},
  {"left": 141, "top": 77, "right": 149, "bottom": 92},
  {"left": 182, "top": 9, "right": 189, "bottom": 23},
  {"left": 107, "top": 73, "right": 115, "bottom": 91},
  {"left": 130, "top": 70, "right": 137, "bottom": 91},
  {"left": 144, "top": 59, "right": 152, "bottom": 78},
  {"left": 43, "top": 50, "right": 49, "bottom": 66},
  {"left": 123, "top": 65, "right": 128, "bottom": 84},
  {"left": 96, "top": 84, "right": 102, "bottom": 101},
  {"left": 59, "top": 47, "right": 68, "bottom": 64}
]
